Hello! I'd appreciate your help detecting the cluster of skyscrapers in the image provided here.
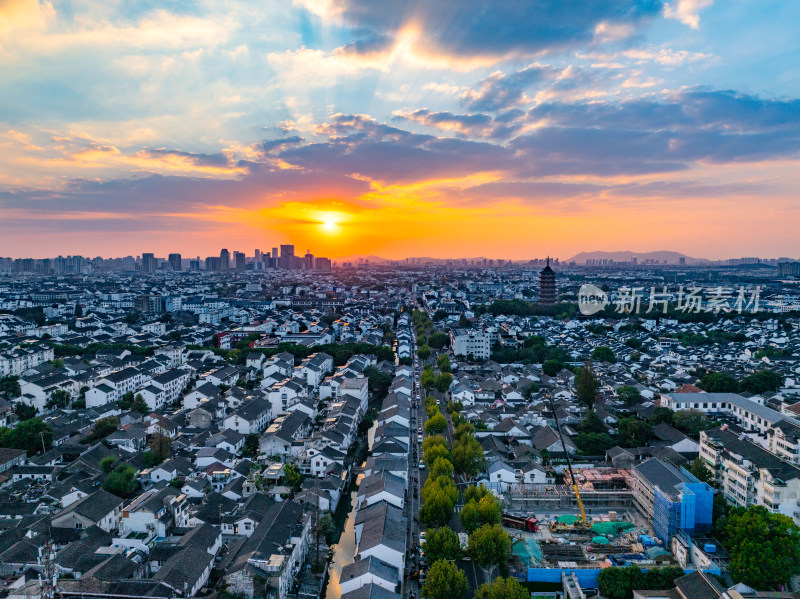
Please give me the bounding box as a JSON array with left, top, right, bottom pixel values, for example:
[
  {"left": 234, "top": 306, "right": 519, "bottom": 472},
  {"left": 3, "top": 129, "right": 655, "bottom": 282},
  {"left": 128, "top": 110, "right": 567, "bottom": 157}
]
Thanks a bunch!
[{"left": 138, "top": 245, "right": 332, "bottom": 274}]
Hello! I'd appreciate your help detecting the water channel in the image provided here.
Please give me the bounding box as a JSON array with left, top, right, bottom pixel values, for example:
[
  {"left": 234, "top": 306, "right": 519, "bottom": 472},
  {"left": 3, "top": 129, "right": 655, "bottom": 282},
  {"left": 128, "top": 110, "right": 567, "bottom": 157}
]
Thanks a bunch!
[{"left": 324, "top": 419, "right": 377, "bottom": 599}]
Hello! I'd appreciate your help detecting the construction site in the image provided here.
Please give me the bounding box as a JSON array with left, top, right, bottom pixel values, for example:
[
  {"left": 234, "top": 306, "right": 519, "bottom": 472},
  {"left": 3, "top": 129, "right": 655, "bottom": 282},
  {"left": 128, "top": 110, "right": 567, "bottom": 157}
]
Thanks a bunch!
[{"left": 501, "top": 401, "right": 680, "bottom": 592}]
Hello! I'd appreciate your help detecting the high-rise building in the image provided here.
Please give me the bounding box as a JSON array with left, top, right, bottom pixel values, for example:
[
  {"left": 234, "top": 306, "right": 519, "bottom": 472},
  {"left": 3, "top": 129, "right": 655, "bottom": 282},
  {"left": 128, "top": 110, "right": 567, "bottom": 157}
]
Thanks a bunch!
[
  {"left": 539, "top": 257, "right": 557, "bottom": 305},
  {"left": 189, "top": 260, "right": 200, "bottom": 271},
  {"left": 205, "top": 256, "right": 221, "bottom": 271},
  {"left": 254, "top": 249, "right": 262, "bottom": 261},
  {"left": 219, "top": 249, "right": 230, "bottom": 271},
  {"left": 315, "top": 257, "right": 332, "bottom": 273},
  {"left": 168, "top": 253, "right": 182, "bottom": 271},
  {"left": 279, "top": 245, "right": 295, "bottom": 269},
  {"left": 141, "top": 252, "right": 157, "bottom": 274},
  {"left": 304, "top": 250, "right": 314, "bottom": 270},
  {"left": 234, "top": 251, "right": 246, "bottom": 271}
]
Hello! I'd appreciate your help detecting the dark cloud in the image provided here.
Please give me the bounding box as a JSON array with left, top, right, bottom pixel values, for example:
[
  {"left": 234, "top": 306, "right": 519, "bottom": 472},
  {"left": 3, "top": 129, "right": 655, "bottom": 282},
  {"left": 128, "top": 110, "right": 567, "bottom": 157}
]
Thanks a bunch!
[
  {"left": 261, "top": 136, "right": 305, "bottom": 154},
  {"left": 461, "top": 65, "right": 559, "bottom": 111},
  {"left": 328, "top": 0, "right": 663, "bottom": 58},
  {"left": 281, "top": 116, "right": 511, "bottom": 184},
  {"left": 137, "top": 148, "right": 233, "bottom": 168}
]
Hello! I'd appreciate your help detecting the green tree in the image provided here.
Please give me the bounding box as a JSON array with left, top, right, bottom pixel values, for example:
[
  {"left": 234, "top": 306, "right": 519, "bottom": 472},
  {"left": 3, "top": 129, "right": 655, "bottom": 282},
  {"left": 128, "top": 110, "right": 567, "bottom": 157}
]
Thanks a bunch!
[
  {"left": 46, "top": 389, "right": 71, "bottom": 409},
  {"left": 673, "top": 409, "right": 711, "bottom": 439},
  {"left": 575, "top": 432, "right": 615, "bottom": 455},
  {"left": 319, "top": 512, "right": 337, "bottom": 544},
  {"left": 14, "top": 402, "right": 37, "bottom": 422},
  {"left": 0, "top": 375, "right": 22, "bottom": 398},
  {"left": 425, "top": 413, "right": 448, "bottom": 435},
  {"left": 436, "top": 354, "right": 451, "bottom": 373},
  {"left": 103, "top": 464, "right": 139, "bottom": 498},
  {"left": 617, "top": 418, "right": 653, "bottom": 448},
  {"left": 617, "top": 385, "right": 642, "bottom": 407},
  {"left": 453, "top": 422, "right": 475, "bottom": 441},
  {"left": 689, "top": 457, "right": 713, "bottom": 484},
  {"left": 598, "top": 566, "right": 634, "bottom": 599},
  {"left": 467, "top": 524, "right": 512, "bottom": 581},
  {"left": 149, "top": 433, "right": 171, "bottom": 464},
  {"left": 429, "top": 333, "right": 450, "bottom": 349},
  {"left": 430, "top": 456, "right": 455, "bottom": 479},
  {"left": 420, "top": 480, "right": 456, "bottom": 528},
  {"left": 421, "top": 560, "right": 468, "bottom": 599},
  {"left": 418, "top": 345, "right": 432, "bottom": 359},
  {"left": 700, "top": 371, "right": 739, "bottom": 393},
  {"left": 99, "top": 455, "right": 117, "bottom": 473},
  {"left": 591, "top": 346, "right": 616, "bottom": 363},
  {"left": 423, "top": 443, "right": 452, "bottom": 467},
  {"left": 74, "top": 303, "right": 83, "bottom": 317},
  {"left": 283, "top": 463, "right": 304, "bottom": 492},
  {"left": 131, "top": 394, "right": 149, "bottom": 414},
  {"left": 422, "top": 435, "right": 449, "bottom": 454},
  {"left": 364, "top": 366, "right": 392, "bottom": 397},
  {"left": 118, "top": 390, "right": 135, "bottom": 410},
  {"left": 524, "top": 382, "right": 540, "bottom": 398},
  {"left": 598, "top": 566, "right": 686, "bottom": 599},
  {"left": 434, "top": 372, "right": 453, "bottom": 393},
  {"left": 421, "top": 366, "right": 436, "bottom": 389},
  {"left": 740, "top": 370, "right": 783, "bottom": 394},
  {"left": 91, "top": 416, "right": 119, "bottom": 440},
  {"left": 242, "top": 434, "right": 260, "bottom": 458},
  {"left": 459, "top": 493, "right": 502, "bottom": 533},
  {"left": 576, "top": 361, "right": 600, "bottom": 410},
  {"left": 464, "top": 484, "right": 491, "bottom": 505},
  {"left": 422, "top": 527, "right": 463, "bottom": 563},
  {"left": 0, "top": 418, "right": 53, "bottom": 455},
  {"left": 474, "top": 577, "right": 529, "bottom": 599},
  {"left": 578, "top": 410, "right": 606, "bottom": 433},
  {"left": 625, "top": 337, "right": 643, "bottom": 350},
  {"left": 650, "top": 407, "right": 675, "bottom": 426},
  {"left": 722, "top": 506, "right": 800, "bottom": 589},
  {"left": 452, "top": 434, "right": 487, "bottom": 479},
  {"left": 542, "top": 360, "right": 563, "bottom": 377}
]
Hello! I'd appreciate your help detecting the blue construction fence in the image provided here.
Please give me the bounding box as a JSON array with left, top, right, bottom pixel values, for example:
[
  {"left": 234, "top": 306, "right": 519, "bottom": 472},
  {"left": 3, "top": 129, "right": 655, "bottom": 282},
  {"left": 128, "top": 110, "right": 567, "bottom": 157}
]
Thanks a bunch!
[{"left": 524, "top": 567, "right": 721, "bottom": 587}]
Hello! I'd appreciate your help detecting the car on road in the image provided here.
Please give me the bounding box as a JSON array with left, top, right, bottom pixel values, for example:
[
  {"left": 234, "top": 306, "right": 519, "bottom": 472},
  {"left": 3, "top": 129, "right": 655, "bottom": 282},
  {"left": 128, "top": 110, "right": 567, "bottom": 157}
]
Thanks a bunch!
[{"left": 418, "top": 462, "right": 425, "bottom": 469}]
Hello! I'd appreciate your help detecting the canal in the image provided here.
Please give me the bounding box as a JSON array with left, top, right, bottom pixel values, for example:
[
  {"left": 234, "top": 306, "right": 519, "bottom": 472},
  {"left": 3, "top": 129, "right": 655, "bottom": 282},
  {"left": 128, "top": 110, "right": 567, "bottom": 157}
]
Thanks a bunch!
[{"left": 324, "top": 418, "right": 377, "bottom": 599}]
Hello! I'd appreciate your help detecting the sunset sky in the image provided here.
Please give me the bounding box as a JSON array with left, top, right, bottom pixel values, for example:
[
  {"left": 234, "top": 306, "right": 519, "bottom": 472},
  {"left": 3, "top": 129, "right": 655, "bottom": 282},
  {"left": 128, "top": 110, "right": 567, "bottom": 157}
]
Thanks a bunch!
[{"left": 1, "top": 0, "right": 799, "bottom": 260}]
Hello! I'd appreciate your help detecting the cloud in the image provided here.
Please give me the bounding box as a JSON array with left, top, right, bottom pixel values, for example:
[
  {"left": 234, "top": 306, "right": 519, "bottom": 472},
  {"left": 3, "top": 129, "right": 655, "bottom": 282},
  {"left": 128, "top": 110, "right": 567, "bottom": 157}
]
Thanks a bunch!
[
  {"left": 392, "top": 109, "right": 497, "bottom": 138},
  {"left": 298, "top": 0, "right": 664, "bottom": 61},
  {"left": 460, "top": 65, "right": 560, "bottom": 111},
  {"left": 580, "top": 46, "right": 713, "bottom": 66},
  {"left": 663, "top": 0, "right": 714, "bottom": 29}
]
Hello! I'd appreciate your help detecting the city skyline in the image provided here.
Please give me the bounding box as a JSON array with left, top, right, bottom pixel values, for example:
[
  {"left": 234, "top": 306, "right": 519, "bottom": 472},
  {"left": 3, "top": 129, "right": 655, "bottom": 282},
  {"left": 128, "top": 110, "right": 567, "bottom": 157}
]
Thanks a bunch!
[{"left": 1, "top": 1, "right": 799, "bottom": 259}]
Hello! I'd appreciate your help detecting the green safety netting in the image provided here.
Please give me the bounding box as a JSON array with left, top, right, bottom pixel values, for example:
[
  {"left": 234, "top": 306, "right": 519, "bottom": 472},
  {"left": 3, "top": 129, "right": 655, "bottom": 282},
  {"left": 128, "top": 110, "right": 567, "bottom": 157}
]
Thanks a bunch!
[
  {"left": 592, "top": 536, "right": 610, "bottom": 545},
  {"left": 556, "top": 515, "right": 579, "bottom": 525},
  {"left": 512, "top": 537, "right": 543, "bottom": 566},
  {"left": 591, "top": 521, "right": 634, "bottom": 535},
  {"left": 646, "top": 547, "right": 670, "bottom": 559}
]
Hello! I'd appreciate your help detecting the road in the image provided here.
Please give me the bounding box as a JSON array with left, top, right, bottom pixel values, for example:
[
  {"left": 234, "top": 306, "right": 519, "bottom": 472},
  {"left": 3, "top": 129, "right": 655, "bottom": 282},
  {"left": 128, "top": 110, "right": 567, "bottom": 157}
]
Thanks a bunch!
[{"left": 404, "top": 332, "right": 423, "bottom": 597}]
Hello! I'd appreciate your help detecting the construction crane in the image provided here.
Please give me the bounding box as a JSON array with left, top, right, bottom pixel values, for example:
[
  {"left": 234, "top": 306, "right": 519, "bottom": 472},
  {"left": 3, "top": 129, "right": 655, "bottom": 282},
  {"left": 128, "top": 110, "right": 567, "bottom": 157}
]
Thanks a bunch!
[{"left": 546, "top": 394, "right": 590, "bottom": 531}]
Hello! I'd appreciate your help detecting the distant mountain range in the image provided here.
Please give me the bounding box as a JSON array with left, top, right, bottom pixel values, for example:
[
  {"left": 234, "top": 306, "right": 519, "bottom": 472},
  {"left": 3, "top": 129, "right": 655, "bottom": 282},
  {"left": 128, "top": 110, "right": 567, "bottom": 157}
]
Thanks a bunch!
[
  {"left": 567, "top": 250, "right": 709, "bottom": 265},
  {"left": 333, "top": 251, "right": 711, "bottom": 265}
]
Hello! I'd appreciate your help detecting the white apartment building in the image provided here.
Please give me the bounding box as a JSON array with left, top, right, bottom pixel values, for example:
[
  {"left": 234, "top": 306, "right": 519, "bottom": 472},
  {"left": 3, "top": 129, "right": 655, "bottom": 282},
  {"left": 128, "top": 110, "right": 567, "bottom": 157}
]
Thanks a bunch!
[
  {"left": 450, "top": 327, "right": 491, "bottom": 360},
  {"left": 700, "top": 427, "right": 800, "bottom": 525}
]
